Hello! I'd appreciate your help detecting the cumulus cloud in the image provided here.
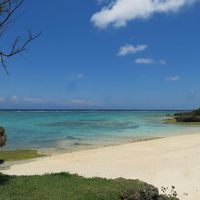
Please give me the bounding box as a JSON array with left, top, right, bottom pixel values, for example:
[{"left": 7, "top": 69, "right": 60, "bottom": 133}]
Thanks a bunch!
[
  {"left": 118, "top": 44, "right": 148, "bottom": 56},
  {"left": 91, "top": 0, "right": 199, "bottom": 28},
  {"left": 166, "top": 76, "right": 180, "bottom": 81},
  {"left": 135, "top": 58, "right": 166, "bottom": 64}
]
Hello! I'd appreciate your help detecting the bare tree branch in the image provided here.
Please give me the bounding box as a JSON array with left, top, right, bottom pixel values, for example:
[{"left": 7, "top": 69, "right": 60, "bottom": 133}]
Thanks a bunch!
[
  {"left": 0, "top": 0, "right": 41, "bottom": 74},
  {"left": 0, "top": 0, "right": 24, "bottom": 28}
]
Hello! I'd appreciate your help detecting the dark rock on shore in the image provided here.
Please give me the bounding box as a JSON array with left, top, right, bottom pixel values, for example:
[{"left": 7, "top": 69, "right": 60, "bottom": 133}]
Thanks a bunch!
[
  {"left": 0, "top": 127, "right": 7, "bottom": 147},
  {"left": 175, "top": 116, "right": 200, "bottom": 122},
  {"left": 174, "top": 108, "right": 200, "bottom": 123}
]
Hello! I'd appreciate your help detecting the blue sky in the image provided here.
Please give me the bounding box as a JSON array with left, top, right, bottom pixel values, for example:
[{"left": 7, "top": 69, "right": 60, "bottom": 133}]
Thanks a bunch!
[{"left": 0, "top": 0, "right": 200, "bottom": 109}]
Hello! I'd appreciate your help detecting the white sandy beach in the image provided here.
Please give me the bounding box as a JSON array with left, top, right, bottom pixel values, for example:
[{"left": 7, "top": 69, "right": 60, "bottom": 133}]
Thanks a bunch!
[{"left": 2, "top": 133, "right": 200, "bottom": 200}]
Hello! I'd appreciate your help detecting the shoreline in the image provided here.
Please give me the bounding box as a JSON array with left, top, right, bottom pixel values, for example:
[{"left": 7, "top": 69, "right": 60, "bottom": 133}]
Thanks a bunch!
[
  {"left": 40, "top": 136, "right": 165, "bottom": 156},
  {"left": 0, "top": 136, "right": 165, "bottom": 167},
  {"left": 6, "top": 126, "right": 200, "bottom": 156},
  {"left": 1, "top": 132, "right": 200, "bottom": 199}
]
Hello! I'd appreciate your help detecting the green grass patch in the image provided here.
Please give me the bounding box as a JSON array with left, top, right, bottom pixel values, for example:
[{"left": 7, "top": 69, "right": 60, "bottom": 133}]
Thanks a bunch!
[
  {"left": 163, "top": 118, "right": 200, "bottom": 126},
  {"left": 0, "top": 149, "right": 45, "bottom": 162},
  {"left": 0, "top": 173, "right": 176, "bottom": 200}
]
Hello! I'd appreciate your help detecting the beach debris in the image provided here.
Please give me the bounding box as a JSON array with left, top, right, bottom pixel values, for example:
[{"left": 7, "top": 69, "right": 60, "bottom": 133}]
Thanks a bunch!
[{"left": 161, "top": 186, "right": 178, "bottom": 199}]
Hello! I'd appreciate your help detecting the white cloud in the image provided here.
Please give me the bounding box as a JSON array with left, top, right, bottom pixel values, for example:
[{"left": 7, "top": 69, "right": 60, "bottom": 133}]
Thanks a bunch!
[
  {"left": 118, "top": 44, "right": 148, "bottom": 56},
  {"left": 97, "top": 0, "right": 110, "bottom": 5},
  {"left": 77, "top": 74, "right": 84, "bottom": 79},
  {"left": 135, "top": 58, "right": 155, "bottom": 64},
  {"left": 22, "top": 98, "right": 44, "bottom": 104},
  {"left": 1, "top": 96, "right": 101, "bottom": 107},
  {"left": 159, "top": 59, "right": 167, "bottom": 65},
  {"left": 135, "top": 58, "right": 166, "bottom": 64},
  {"left": 22, "top": 98, "right": 67, "bottom": 105},
  {"left": 10, "top": 96, "right": 45, "bottom": 104},
  {"left": 11, "top": 96, "right": 20, "bottom": 103},
  {"left": 0, "top": 97, "right": 5, "bottom": 103},
  {"left": 91, "top": 0, "right": 199, "bottom": 28},
  {"left": 166, "top": 76, "right": 180, "bottom": 81},
  {"left": 69, "top": 99, "right": 100, "bottom": 106}
]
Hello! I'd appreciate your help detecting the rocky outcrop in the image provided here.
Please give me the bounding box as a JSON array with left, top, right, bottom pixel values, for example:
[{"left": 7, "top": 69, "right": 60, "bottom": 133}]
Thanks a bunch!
[
  {"left": 0, "top": 127, "right": 7, "bottom": 147},
  {"left": 175, "top": 116, "right": 200, "bottom": 122},
  {"left": 174, "top": 108, "right": 200, "bottom": 123},
  {"left": 174, "top": 108, "right": 200, "bottom": 117}
]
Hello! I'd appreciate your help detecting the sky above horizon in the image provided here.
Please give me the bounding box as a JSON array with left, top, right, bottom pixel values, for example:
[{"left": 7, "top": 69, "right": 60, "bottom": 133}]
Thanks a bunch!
[{"left": 0, "top": 0, "right": 200, "bottom": 110}]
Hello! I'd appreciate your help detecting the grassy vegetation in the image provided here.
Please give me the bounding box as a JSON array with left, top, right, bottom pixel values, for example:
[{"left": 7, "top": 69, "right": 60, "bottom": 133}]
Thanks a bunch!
[
  {"left": 0, "top": 149, "right": 45, "bottom": 162},
  {"left": 163, "top": 117, "right": 200, "bottom": 126},
  {"left": 0, "top": 172, "right": 176, "bottom": 200}
]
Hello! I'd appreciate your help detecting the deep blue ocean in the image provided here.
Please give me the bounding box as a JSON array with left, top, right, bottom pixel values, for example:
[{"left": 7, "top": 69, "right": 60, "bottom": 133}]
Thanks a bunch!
[{"left": 1, "top": 111, "right": 200, "bottom": 152}]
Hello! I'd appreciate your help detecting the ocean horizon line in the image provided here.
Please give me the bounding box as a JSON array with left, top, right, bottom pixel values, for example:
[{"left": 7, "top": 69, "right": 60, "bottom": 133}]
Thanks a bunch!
[{"left": 0, "top": 109, "right": 190, "bottom": 112}]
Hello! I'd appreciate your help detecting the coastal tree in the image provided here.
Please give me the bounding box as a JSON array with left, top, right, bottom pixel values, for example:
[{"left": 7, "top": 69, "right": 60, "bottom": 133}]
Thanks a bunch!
[{"left": 0, "top": 0, "right": 41, "bottom": 75}]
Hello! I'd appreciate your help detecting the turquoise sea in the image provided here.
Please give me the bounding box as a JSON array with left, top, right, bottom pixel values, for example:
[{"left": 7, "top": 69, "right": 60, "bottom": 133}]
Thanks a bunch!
[{"left": 0, "top": 111, "right": 200, "bottom": 152}]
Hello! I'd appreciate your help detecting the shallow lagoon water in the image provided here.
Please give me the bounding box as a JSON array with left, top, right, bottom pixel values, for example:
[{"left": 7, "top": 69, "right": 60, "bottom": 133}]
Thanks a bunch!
[{"left": 0, "top": 111, "right": 200, "bottom": 152}]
